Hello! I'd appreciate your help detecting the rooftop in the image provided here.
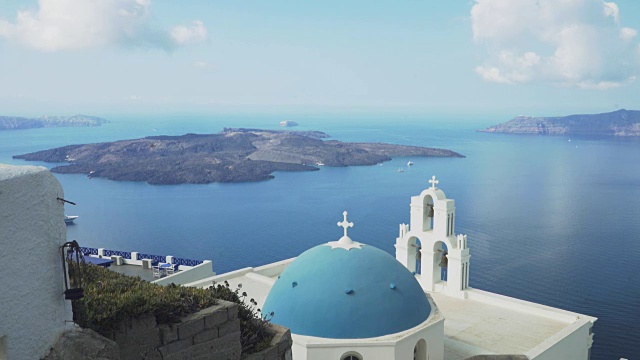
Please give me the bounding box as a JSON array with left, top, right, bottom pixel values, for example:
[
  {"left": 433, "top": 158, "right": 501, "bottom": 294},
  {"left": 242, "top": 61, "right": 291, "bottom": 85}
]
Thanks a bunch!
[{"left": 430, "top": 290, "right": 593, "bottom": 360}]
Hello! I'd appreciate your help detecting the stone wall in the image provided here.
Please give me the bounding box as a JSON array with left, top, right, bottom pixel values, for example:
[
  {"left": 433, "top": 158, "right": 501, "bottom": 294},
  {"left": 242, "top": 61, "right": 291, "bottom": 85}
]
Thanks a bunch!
[
  {"left": 242, "top": 323, "right": 292, "bottom": 360},
  {"left": 109, "top": 300, "right": 241, "bottom": 360},
  {"left": 104, "top": 300, "right": 291, "bottom": 360}
]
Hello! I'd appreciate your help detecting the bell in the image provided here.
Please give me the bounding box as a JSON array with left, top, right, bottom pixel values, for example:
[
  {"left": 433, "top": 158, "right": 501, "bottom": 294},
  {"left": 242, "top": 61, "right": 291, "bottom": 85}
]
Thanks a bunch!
[
  {"left": 439, "top": 251, "right": 448, "bottom": 268},
  {"left": 427, "top": 204, "right": 434, "bottom": 218}
]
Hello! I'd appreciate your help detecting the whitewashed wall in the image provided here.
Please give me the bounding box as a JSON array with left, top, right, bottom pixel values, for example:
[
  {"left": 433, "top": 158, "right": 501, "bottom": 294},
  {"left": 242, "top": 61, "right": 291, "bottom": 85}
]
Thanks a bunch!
[
  {"left": 0, "top": 165, "right": 72, "bottom": 360},
  {"left": 527, "top": 320, "right": 594, "bottom": 360},
  {"left": 152, "top": 260, "right": 214, "bottom": 285}
]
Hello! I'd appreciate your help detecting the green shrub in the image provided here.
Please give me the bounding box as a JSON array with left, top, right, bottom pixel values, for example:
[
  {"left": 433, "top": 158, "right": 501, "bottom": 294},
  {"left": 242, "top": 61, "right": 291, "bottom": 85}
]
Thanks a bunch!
[
  {"left": 71, "top": 263, "right": 219, "bottom": 334},
  {"left": 70, "top": 263, "right": 273, "bottom": 354}
]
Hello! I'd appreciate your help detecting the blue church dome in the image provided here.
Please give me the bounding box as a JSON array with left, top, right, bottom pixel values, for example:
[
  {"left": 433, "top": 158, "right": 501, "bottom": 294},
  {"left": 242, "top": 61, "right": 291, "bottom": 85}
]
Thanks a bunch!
[{"left": 262, "top": 235, "right": 431, "bottom": 339}]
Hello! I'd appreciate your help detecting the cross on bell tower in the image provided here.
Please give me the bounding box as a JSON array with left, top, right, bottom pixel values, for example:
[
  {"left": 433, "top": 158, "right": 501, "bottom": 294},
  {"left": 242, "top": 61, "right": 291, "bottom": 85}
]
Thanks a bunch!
[{"left": 429, "top": 175, "right": 439, "bottom": 189}]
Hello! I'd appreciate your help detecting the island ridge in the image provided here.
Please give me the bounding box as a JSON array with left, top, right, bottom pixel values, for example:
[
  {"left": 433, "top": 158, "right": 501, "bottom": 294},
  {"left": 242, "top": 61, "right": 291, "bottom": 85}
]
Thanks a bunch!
[{"left": 14, "top": 128, "right": 464, "bottom": 185}]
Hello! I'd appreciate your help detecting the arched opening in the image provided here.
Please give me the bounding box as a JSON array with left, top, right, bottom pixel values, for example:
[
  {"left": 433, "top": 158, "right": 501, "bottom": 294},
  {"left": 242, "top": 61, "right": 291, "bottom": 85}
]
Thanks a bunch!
[
  {"left": 422, "top": 195, "right": 434, "bottom": 232},
  {"left": 450, "top": 213, "right": 454, "bottom": 236},
  {"left": 446, "top": 214, "right": 450, "bottom": 236},
  {"left": 341, "top": 351, "right": 363, "bottom": 360},
  {"left": 414, "top": 238, "right": 422, "bottom": 274},
  {"left": 413, "top": 339, "right": 427, "bottom": 360},
  {"left": 407, "top": 236, "right": 420, "bottom": 273},
  {"left": 432, "top": 241, "right": 449, "bottom": 282}
]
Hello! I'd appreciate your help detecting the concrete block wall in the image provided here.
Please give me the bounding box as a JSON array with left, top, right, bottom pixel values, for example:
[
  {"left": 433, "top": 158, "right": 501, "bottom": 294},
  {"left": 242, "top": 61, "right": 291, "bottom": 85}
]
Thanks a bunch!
[
  {"left": 242, "top": 324, "right": 292, "bottom": 360},
  {"left": 109, "top": 300, "right": 242, "bottom": 360}
]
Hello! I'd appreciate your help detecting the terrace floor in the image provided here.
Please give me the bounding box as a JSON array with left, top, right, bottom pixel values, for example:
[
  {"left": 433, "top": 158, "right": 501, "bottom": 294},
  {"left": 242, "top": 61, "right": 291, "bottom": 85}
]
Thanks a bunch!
[
  {"left": 430, "top": 291, "right": 573, "bottom": 359},
  {"left": 108, "top": 264, "right": 158, "bottom": 282}
]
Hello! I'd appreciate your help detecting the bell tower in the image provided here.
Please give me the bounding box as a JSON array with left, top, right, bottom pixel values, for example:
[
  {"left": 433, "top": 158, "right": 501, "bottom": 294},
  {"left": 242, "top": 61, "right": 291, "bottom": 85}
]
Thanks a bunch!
[{"left": 395, "top": 176, "right": 470, "bottom": 298}]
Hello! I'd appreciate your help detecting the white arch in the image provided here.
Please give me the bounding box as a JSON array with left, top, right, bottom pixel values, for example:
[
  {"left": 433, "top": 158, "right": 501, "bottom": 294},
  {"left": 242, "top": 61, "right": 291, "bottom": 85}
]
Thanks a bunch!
[
  {"left": 413, "top": 339, "right": 427, "bottom": 360},
  {"left": 422, "top": 194, "right": 434, "bottom": 232},
  {"left": 341, "top": 351, "right": 363, "bottom": 360}
]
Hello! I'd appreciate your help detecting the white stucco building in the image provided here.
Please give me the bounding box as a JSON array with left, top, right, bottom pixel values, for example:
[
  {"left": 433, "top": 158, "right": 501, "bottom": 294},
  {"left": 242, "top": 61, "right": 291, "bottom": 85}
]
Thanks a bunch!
[
  {"left": 0, "top": 165, "right": 74, "bottom": 360},
  {"left": 186, "top": 176, "right": 597, "bottom": 360}
]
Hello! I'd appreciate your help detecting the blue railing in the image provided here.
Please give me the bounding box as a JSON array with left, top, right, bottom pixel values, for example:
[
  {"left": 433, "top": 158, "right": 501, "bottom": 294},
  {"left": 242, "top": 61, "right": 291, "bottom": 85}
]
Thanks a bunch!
[
  {"left": 103, "top": 249, "right": 132, "bottom": 259},
  {"left": 172, "top": 257, "right": 205, "bottom": 267},
  {"left": 136, "top": 253, "right": 167, "bottom": 263},
  {"left": 80, "top": 247, "right": 98, "bottom": 256},
  {"left": 80, "top": 247, "right": 203, "bottom": 267}
]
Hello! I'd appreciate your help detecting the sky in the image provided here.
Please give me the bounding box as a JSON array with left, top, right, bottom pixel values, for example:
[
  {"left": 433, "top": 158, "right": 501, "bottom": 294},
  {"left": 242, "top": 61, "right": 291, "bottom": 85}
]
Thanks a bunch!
[{"left": 0, "top": 0, "right": 639, "bottom": 118}]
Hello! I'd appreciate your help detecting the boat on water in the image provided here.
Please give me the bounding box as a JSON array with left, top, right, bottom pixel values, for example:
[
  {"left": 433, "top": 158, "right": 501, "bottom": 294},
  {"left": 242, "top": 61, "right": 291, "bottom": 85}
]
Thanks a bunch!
[
  {"left": 397, "top": 168, "right": 404, "bottom": 173},
  {"left": 64, "top": 215, "right": 78, "bottom": 224},
  {"left": 316, "top": 162, "right": 325, "bottom": 166},
  {"left": 407, "top": 161, "right": 413, "bottom": 166}
]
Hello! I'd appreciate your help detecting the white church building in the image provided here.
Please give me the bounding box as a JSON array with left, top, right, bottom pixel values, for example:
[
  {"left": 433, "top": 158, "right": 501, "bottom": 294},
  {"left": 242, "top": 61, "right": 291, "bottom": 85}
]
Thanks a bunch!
[{"left": 185, "top": 176, "right": 596, "bottom": 360}]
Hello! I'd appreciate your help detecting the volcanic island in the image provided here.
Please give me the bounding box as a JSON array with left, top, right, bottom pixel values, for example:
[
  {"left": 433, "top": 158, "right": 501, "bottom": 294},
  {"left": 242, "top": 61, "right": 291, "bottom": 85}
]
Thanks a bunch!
[{"left": 14, "top": 128, "right": 464, "bottom": 184}]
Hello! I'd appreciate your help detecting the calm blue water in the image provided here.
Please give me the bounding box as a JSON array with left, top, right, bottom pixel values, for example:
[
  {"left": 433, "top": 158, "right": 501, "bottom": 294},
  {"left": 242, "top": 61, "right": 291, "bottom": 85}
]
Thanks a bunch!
[{"left": 1, "top": 113, "right": 638, "bottom": 359}]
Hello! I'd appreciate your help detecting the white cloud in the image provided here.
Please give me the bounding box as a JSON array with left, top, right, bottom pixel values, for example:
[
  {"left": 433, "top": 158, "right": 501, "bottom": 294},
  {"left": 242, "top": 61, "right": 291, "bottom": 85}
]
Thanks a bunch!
[
  {"left": 475, "top": 66, "right": 512, "bottom": 84},
  {"left": 471, "top": 0, "right": 640, "bottom": 88},
  {"left": 0, "top": 0, "right": 207, "bottom": 52},
  {"left": 475, "top": 51, "right": 541, "bottom": 84},
  {"left": 171, "top": 20, "right": 207, "bottom": 46},
  {"left": 620, "top": 27, "right": 638, "bottom": 41},
  {"left": 602, "top": 2, "right": 619, "bottom": 22}
]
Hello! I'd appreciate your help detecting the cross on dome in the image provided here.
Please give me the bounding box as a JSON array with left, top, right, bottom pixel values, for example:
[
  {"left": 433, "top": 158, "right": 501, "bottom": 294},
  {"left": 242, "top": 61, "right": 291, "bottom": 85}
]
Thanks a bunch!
[
  {"left": 429, "top": 175, "right": 439, "bottom": 189},
  {"left": 337, "top": 211, "right": 354, "bottom": 237},
  {"left": 327, "top": 211, "right": 362, "bottom": 250}
]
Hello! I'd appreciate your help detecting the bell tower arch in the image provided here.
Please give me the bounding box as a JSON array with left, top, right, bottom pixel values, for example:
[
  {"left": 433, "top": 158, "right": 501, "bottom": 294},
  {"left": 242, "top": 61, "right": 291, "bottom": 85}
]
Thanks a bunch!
[{"left": 395, "top": 176, "right": 470, "bottom": 298}]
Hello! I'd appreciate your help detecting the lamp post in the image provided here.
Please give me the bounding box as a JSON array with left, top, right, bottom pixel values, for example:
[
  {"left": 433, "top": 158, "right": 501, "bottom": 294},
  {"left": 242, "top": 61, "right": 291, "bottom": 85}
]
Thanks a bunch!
[{"left": 61, "top": 240, "right": 84, "bottom": 300}]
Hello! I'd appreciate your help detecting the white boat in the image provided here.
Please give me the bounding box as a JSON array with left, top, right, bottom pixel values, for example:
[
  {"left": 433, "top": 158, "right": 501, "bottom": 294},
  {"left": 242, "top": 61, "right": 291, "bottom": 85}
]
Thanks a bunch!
[
  {"left": 279, "top": 120, "right": 299, "bottom": 127},
  {"left": 64, "top": 215, "right": 78, "bottom": 224},
  {"left": 407, "top": 161, "right": 413, "bottom": 166},
  {"left": 316, "top": 162, "right": 325, "bottom": 166},
  {"left": 397, "top": 168, "right": 404, "bottom": 173}
]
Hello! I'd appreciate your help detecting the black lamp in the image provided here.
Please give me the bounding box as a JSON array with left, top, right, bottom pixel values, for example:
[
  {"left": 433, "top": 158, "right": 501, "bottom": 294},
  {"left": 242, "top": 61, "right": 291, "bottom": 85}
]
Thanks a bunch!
[{"left": 61, "top": 240, "right": 84, "bottom": 300}]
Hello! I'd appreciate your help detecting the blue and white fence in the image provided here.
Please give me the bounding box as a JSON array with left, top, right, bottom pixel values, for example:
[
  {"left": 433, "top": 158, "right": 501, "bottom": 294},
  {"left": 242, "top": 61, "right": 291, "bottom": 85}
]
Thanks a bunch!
[
  {"left": 80, "top": 246, "right": 206, "bottom": 270},
  {"left": 103, "top": 249, "right": 132, "bottom": 259},
  {"left": 136, "top": 253, "right": 166, "bottom": 264}
]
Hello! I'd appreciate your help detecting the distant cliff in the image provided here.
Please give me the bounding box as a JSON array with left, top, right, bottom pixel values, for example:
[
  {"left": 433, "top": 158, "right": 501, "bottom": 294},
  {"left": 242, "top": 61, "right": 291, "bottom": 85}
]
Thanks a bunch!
[
  {"left": 0, "top": 114, "right": 108, "bottom": 130},
  {"left": 14, "top": 128, "right": 464, "bottom": 185},
  {"left": 479, "top": 109, "right": 640, "bottom": 136}
]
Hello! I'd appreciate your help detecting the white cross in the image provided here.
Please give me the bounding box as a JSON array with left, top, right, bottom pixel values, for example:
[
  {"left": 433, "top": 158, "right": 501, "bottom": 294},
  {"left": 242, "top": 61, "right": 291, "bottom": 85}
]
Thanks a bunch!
[
  {"left": 429, "top": 175, "right": 439, "bottom": 189},
  {"left": 337, "top": 211, "right": 354, "bottom": 237}
]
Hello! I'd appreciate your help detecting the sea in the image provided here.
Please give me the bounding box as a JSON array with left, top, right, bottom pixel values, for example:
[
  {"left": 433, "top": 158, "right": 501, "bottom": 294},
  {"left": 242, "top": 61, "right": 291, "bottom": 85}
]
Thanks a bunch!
[{"left": 1, "top": 113, "right": 638, "bottom": 359}]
